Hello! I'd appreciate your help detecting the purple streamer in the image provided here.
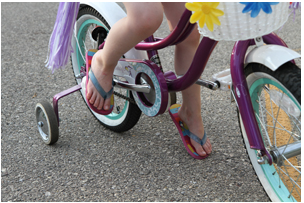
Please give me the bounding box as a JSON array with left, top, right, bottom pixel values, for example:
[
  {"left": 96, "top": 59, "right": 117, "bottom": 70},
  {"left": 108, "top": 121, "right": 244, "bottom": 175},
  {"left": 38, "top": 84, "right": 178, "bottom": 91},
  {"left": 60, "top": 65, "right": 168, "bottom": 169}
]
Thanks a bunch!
[
  {"left": 277, "top": 2, "right": 301, "bottom": 33},
  {"left": 45, "top": 2, "right": 80, "bottom": 73},
  {"left": 289, "top": 2, "right": 301, "bottom": 21}
]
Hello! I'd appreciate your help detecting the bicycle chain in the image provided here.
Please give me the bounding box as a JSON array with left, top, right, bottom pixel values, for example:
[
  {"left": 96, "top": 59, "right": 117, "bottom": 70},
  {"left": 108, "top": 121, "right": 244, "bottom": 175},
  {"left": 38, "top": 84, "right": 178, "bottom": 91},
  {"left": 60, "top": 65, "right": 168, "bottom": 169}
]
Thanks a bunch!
[
  {"left": 113, "top": 91, "right": 136, "bottom": 104},
  {"left": 80, "top": 67, "right": 136, "bottom": 104}
]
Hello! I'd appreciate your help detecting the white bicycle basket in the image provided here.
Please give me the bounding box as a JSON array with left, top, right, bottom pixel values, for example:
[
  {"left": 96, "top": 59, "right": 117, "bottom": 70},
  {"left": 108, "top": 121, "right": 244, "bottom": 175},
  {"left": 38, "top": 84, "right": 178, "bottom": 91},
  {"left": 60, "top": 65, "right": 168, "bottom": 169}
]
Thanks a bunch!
[{"left": 194, "top": 2, "right": 289, "bottom": 41}]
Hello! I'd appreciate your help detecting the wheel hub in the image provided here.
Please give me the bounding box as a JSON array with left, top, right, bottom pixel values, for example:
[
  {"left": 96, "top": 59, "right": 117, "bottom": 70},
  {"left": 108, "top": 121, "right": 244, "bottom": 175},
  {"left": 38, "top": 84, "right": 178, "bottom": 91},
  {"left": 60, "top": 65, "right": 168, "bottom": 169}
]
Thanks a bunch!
[
  {"left": 36, "top": 107, "right": 50, "bottom": 142},
  {"left": 270, "top": 141, "right": 301, "bottom": 166}
]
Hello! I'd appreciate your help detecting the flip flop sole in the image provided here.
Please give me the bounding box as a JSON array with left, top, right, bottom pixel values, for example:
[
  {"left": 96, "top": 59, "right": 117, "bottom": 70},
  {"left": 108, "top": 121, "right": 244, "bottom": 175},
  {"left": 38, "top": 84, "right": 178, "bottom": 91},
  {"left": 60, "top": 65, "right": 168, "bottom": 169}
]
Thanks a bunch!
[
  {"left": 169, "top": 104, "right": 208, "bottom": 160},
  {"left": 85, "top": 49, "right": 114, "bottom": 115}
]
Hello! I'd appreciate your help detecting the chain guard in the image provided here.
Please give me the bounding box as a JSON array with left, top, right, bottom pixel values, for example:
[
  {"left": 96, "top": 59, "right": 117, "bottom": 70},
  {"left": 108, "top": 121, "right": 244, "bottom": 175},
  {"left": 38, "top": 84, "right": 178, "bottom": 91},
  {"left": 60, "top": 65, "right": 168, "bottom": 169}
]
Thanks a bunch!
[{"left": 114, "top": 59, "right": 168, "bottom": 117}]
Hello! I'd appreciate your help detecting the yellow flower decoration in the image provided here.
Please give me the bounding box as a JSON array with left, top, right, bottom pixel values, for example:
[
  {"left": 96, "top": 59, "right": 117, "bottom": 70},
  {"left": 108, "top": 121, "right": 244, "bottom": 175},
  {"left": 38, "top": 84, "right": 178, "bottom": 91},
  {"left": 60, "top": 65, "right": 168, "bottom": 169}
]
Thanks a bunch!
[{"left": 185, "top": 2, "right": 224, "bottom": 32}]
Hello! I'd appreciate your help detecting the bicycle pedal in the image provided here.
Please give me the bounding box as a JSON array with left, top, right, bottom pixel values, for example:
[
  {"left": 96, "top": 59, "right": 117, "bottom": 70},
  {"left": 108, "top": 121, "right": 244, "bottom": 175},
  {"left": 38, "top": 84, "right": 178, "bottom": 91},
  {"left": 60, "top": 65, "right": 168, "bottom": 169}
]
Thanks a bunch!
[
  {"left": 195, "top": 79, "right": 218, "bottom": 90},
  {"left": 212, "top": 69, "right": 232, "bottom": 91}
]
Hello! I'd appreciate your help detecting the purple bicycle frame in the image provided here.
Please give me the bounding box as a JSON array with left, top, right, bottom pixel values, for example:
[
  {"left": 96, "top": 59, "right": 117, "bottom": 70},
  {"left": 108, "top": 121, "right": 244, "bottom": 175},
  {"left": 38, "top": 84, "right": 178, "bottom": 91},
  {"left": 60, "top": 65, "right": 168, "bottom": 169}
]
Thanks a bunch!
[
  {"left": 127, "top": 9, "right": 292, "bottom": 164},
  {"left": 54, "top": 9, "right": 293, "bottom": 165}
]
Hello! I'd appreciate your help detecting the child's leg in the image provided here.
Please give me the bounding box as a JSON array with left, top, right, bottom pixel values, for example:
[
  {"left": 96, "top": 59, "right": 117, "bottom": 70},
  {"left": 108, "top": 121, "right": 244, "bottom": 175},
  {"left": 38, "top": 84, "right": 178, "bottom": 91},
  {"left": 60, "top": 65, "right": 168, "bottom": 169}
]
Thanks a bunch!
[
  {"left": 87, "top": 3, "right": 163, "bottom": 110},
  {"left": 162, "top": 2, "right": 212, "bottom": 157}
]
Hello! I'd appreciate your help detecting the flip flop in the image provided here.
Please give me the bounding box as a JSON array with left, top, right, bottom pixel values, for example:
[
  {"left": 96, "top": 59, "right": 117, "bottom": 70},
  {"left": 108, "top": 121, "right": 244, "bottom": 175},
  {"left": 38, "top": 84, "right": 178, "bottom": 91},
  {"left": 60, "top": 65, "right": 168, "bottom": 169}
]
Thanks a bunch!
[
  {"left": 169, "top": 104, "right": 209, "bottom": 159},
  {"left": 85, "top": 49, "right": 114, "bottom": 115}
]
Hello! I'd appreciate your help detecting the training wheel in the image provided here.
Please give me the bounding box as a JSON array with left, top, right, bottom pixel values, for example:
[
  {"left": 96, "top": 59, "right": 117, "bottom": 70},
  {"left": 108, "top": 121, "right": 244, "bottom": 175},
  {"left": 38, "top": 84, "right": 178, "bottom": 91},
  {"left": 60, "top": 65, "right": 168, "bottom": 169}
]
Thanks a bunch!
[{"left": 35, "top": 100, "right": 59, "bottom": 145}]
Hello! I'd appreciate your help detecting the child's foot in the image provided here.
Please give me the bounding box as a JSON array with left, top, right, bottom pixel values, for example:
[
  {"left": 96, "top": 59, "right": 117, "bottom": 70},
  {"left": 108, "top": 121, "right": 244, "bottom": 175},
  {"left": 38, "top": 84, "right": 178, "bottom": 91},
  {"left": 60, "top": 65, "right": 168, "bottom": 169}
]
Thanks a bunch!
[
  {"left": 86, "top": 50, "right": 114, "bottom": 111},
  {"left": 178, "top": 106, "right": 212, "bottom": 157}
]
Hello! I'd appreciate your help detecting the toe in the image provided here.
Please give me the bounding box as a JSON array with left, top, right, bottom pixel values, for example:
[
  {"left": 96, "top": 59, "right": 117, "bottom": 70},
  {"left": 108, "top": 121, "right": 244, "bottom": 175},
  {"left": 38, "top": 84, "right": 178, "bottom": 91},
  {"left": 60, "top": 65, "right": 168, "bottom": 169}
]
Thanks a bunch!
[
  {"left": 103, "top": 97, "right": 111, "bottom": 110},
  {"left": 97, "top": 98, "right": 105, "bottom": 110},
  {"left": 87, "top": 91, "right": 92, "bottom": 102},
  {"left": 93, "top": 95, "right": 101, "bottom": 108},
  {"left": 86, "top": 87, "right": 93, "bottom": 103},
  {"left": 196, "top": 146, "right": 207, "bottom": 156},
  {"left": 190, "top": 137, "right": 212, "bottom": 157},
  {"left": 89, "top": 92, "right": 97, "bottom": 105},
  {"left": 87, "top": 80, "right": 96, "bottom": 104},
  {"left": 190, "top": 140, "right": 207, "bottom": 157},
  {"left": 202, "top": 138, "right": 212, "bottom": 155}
]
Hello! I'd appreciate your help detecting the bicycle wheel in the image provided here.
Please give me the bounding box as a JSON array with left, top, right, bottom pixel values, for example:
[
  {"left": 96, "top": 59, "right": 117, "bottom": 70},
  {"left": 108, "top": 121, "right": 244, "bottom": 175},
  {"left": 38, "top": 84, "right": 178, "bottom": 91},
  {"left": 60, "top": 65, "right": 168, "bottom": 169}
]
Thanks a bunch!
[
  {"left": 238, "top": 62, "right": 301, "bottom": 202},
  {"left": 35, "top": 100, "right": 59, "bottom": 145},
  {"left": 71, "top": 5, "right": 142, "bottom": 132}
]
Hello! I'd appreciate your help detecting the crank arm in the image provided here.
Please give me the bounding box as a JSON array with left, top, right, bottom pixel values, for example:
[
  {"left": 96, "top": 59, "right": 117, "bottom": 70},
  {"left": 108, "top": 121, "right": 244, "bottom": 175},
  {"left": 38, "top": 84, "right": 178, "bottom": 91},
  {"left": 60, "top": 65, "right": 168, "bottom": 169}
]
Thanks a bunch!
[
  {"left": 177, "top": 75, "right": 219, "bottom": 90},
  {"left": 113, "top": 78, "right": 151, "bottom": 93},
  {"left": 76, "top": 72, "right": 151, "bottom": 94}
]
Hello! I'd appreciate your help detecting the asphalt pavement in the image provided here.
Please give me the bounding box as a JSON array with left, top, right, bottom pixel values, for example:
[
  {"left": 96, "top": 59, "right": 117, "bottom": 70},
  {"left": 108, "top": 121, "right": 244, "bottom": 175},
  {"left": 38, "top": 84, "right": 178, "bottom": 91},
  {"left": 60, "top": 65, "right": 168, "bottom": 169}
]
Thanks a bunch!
[{"left": 1, "top": 2, "right": 301, "bottom": 202}]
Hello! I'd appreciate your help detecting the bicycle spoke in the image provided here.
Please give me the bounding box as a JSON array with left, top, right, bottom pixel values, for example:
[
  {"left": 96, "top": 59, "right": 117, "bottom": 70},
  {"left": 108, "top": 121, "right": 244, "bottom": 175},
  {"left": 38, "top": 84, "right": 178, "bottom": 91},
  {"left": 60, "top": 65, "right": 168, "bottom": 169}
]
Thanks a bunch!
[
  {"left": 282, "top": 163, "right": 300, "bottom": 202},
  {"left": 74, "top": 34, "right": 85, "bottom": 62},
  {"left": 282, "top": 154, "right": 301, "bottom": 177},
  {"left": 282, "top": 163, "right": 296, "bottom": 201},
  {"left": 263, "top": 86, "right": 301, "bottom": 138},
  {"left": 290, "top": 116, "right": 301, "bottom": 138},
  {"left": 243, "top": 63, "right": 301, "bottom": 201},
  {"left": 259, "top": 100, "right": 292, "bottom": 137},
  {"left": 255, "top": 112, "right": 272, "bottom": 147},
  {"left": 263, "top": 124, "right": 299, "bottom": 138},
  {"left": 263, "top": 86, "right": 277, "bottom": 147},
  {"left": 275, "top": 155, "right": 301, "bottom": 201},
  {"left": 283, "top": 165, "right": 301, "bottom": 169},
  {"left": 262, "top": 87, "right": 300, "bottom": 144},
  {"left": 259, "top": 92, "right": 270, "bottom": 146},
  {"left": 273, "top": 90, "right": 285, "bottom": 148},
  {"left": 261, "top": 85, "right": 301, "bottom": 201},
  {"left": 87, "top": 25, "right": 96, "bottom": 48},
  {"left": 289, "top": 174, "right": 301, "bottom": 200},
  {"left": 82, "top": 39, "right": 88, "bottom": 54}
]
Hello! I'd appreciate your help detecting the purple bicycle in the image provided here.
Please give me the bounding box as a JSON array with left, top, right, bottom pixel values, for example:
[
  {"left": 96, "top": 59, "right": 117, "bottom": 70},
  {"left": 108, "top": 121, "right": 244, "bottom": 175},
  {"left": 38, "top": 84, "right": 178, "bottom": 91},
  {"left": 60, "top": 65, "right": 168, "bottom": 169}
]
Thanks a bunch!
[{"left": 35, "top": 2, "right": 301, "bottom": 201}]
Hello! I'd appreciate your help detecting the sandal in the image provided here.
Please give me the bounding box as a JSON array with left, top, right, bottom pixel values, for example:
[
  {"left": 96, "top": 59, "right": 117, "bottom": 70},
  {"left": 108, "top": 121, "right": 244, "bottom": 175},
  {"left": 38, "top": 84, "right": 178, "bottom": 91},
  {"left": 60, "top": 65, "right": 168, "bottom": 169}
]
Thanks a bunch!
[
  {"left": 169, "top": 104, "right": 209, "bottom": 159},
  {"left": 85, "top": 49, "right": 114, "bottom": 115}
]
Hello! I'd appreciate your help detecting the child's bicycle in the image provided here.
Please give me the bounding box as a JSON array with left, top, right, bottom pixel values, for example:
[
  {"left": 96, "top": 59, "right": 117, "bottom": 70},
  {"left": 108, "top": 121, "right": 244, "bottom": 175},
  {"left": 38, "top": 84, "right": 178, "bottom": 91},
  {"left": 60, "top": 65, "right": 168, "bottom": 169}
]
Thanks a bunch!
[{"left": 35, "top": 2, "right": 301, "bottom": 202}]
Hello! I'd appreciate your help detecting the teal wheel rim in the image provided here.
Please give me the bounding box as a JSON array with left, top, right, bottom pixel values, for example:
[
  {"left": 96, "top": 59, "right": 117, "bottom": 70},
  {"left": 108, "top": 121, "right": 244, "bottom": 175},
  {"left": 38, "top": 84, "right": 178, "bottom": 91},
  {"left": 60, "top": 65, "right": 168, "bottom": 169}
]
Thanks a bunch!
[
  {"left": 76, "top": 18, "right": 128, "bottom": 120},
  {"left": 250, "top": 78, "right": 300, "bottom": 202}
]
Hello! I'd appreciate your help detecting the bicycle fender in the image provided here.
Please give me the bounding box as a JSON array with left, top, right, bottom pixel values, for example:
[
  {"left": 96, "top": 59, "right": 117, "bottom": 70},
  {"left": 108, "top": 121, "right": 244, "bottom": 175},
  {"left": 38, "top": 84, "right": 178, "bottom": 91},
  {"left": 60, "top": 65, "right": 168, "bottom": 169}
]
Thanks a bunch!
[
  {"left": 79, "top": 2, "right": 147, "bottom": 59},
  {"left": 245, "top": 45, "right": 301, "bottom": 71}
]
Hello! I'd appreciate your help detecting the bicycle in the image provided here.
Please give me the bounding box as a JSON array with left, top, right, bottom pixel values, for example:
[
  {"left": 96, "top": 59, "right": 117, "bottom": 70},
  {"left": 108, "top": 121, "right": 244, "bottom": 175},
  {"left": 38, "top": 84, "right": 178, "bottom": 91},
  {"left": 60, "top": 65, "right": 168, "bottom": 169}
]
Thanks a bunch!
[{"left": 35, "top": 2, "right": 301, "bottom": 202}]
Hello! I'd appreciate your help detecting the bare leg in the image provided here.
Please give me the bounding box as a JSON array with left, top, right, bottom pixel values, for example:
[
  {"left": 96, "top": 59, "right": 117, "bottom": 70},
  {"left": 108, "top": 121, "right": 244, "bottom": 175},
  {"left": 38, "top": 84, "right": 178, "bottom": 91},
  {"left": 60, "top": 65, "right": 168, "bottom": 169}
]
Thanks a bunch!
[
  {"left": 162, "top": 2, "right": 212, "bottom": 157},
  {"left": 87, "top": 3, "right": 163, "bottom": 110}
]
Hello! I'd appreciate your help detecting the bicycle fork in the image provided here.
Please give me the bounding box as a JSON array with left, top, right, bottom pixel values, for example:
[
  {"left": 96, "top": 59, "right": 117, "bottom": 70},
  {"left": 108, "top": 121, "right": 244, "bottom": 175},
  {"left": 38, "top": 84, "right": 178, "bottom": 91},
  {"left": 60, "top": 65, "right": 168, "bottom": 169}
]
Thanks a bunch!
[{"left": 230, "top": 34, "right": 301, "bottom": 166}]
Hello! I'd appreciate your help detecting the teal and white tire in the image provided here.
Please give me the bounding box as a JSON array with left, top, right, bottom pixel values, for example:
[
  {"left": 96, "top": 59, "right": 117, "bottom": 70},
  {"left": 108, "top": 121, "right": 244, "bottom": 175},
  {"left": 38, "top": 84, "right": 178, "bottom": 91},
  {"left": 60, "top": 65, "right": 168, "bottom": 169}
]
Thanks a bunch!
[
  {"left": 71, "top": 5, "right": 142, "bottom": 132},
  {"left": 239, "top": 62, "right": 301, "bottom": 202}
]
